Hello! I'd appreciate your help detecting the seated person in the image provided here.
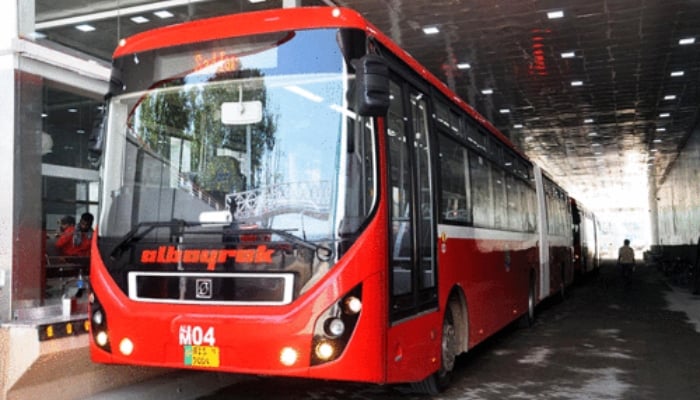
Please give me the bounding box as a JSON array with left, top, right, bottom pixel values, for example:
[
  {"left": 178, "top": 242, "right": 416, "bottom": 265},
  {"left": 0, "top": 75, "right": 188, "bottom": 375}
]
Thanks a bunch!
[{"left": 55, "top": 213, "right": 94, "bottom": 257}]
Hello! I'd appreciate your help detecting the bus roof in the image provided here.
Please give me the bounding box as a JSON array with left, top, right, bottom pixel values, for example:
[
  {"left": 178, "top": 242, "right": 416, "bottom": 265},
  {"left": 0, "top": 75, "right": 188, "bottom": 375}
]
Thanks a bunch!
[{"left": 114, "top": 6, "right": 523, "bottom": 160}]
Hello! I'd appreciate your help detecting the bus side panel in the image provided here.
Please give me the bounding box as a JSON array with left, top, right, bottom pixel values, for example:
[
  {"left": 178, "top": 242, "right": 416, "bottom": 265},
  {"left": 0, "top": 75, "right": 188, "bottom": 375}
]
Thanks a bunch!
[
  {"left": 385, "top": 312, "right": 442, "bottom": 383},
  {"left": 549, "top": 237, "right": 574, "bottom": 291},
  {"left": 437, "top": 230, "right": 538, "bottom": 348}
]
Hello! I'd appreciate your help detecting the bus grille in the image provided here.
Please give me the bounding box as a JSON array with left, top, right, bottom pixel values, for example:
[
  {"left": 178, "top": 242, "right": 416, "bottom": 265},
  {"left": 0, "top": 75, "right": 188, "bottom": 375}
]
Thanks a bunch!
[{"left": 127, "top": 271, "right": 294, "bottom": 305}]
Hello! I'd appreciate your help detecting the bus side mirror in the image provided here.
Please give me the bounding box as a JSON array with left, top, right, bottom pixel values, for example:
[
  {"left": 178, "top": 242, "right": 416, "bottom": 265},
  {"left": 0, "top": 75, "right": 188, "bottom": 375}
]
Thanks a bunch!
[
  {"left": 88, "top": 105, "right": 106, "bottom": 167},
  {"left": 352, "top": 55, "right": 390, "bottom": 117}
]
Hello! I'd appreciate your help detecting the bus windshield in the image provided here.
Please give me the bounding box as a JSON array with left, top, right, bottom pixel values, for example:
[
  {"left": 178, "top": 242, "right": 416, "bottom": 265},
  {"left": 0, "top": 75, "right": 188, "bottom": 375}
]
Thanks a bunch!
[{"left": 99, "top": 28, "right": 376, "bottom": 298}]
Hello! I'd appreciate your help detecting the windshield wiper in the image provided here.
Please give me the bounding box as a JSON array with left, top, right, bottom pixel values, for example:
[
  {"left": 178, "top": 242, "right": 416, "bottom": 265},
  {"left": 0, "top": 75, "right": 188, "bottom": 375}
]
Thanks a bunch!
[
  {"left": 110, "top": 219, "right": 196, "bottom": 259},
  {"left": 222, "top": 227, "right": 333, "bottom": 262}
]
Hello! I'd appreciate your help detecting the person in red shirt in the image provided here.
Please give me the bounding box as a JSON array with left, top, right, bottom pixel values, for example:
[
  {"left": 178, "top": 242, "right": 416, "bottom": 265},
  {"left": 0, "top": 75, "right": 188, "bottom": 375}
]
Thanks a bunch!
[{"left": 55, "top": 213, "right": 94, "bottom": 257}]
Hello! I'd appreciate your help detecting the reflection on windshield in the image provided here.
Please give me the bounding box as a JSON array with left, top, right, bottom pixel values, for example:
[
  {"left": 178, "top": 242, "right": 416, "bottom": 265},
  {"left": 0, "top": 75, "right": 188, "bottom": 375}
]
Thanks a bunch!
[
  {"left": 105, "top": 72, "right": 344, "bottom": 239},
  {"left": 100, "top": 29, "right": 372, "bottom": 245}
]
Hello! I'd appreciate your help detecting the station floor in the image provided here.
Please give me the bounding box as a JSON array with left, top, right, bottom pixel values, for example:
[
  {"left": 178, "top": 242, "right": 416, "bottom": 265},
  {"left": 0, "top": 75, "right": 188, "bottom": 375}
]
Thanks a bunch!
[{"left": 83, "top": 261, "right": 700, "bottom": 399}]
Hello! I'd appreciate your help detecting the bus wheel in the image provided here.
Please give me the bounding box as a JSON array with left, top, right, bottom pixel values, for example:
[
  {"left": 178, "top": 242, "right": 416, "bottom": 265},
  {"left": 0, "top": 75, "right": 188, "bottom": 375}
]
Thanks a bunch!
[
  {"left": 411, "top": 301, "right": 459, "bottom": 394},
  {"left": 519, "top": 278, "right": 536, "bottom": 328},
  {"left": 559, "top": 265, "right": 567, "bottom": 301}
]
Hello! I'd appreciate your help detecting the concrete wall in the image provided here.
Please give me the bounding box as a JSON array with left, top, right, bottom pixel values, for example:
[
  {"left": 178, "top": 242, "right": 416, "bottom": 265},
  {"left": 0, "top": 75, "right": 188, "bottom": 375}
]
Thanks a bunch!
[{"left": 656, "top": 125, "right": 700, "bottom": 246}]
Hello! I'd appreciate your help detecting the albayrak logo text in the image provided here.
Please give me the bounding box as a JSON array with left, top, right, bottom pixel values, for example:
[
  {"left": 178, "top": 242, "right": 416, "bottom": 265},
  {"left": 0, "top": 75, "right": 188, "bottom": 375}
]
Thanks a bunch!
[{"left": 140, "top": 245, "right": 274, "bottom": 270}]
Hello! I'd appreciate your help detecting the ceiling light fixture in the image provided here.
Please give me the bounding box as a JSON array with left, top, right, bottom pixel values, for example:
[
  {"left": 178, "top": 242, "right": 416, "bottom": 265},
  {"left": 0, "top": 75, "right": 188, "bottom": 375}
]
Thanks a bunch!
[
  {"left": 653, "top": 139, "right": 662, "bottom": 143},
  {"left": 656, "top": 127, "right": 666, "bottom": 132},
  {"left": 571, "top": 80, "right": 583, "bottom": 86},
  {"left": 663, "top": 95, "right": 676, "bottom": 100},
  {"left": 584, "top": 118, "right": 594, "bottom": 123},
  {"left": 659, "top": 113, "right": 670, "bottom": 118},
  {"left": 422, "top": 26, "right": 440, "bottom": 35},
  {"left": 670, "top": 71, "right": 685, "bottom": 77},
  {"left": 37, "top": 0, "right": 210, "bottom": 30},
  {"left": 561, "top": 51, "right": 575, "bottom": 58},
  {"left": 679, "top": 37, "right": 695, "bottom": 45},
  {"left": 130, "top": 16, "right": 149, "bottom": 24},
  {"left": 499, "top": 109, "right": 510, "bottom": 114},
  {"left": 457, "top": 62, "right": 471, "bottom": 69},
  {"left": 153, "top": 10, "right": 174, "bottom": 19},
  {"left": 513, "top": 124, "right": 523, "bottom": 129},
  {"left": 75, "top": 24, "right": 96, "bottom": 32},
  {"left": 547, "top": 10, "right": 564, "bottom": 19},
  {"left": 481, "top": 89, "right": 493, "bottom": 95}
]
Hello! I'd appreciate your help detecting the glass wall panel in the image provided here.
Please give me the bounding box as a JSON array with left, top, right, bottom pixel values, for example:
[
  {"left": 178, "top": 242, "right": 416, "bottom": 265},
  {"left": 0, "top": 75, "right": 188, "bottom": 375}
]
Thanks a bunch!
[{"left": 14, "top": 66, "right": 102, "bottom": 311}]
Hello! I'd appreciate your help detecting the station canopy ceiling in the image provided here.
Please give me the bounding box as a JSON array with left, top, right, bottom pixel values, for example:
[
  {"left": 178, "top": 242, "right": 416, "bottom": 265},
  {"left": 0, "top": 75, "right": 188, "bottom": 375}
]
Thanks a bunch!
[{"left": 35, "top": 0, "right": 700, "bottom": 212}]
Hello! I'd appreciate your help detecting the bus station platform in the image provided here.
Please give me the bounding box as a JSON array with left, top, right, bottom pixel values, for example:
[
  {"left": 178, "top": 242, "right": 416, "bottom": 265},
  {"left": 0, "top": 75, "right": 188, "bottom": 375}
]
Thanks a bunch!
[{"left": 0, "top": 304, "right": 169, "bottom": 400}]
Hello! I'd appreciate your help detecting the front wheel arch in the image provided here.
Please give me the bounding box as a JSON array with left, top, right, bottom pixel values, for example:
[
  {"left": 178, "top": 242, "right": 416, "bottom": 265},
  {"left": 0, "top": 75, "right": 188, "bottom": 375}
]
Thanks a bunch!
[{"left": 411, "top": 290, "right": 467, "bottom": 394}]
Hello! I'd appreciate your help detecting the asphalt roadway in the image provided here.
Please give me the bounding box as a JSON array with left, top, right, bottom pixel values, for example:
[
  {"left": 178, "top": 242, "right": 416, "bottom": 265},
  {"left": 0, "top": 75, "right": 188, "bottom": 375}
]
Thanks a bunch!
[{"left": 87, "top": 261, "right": 700, "bottom": 400}]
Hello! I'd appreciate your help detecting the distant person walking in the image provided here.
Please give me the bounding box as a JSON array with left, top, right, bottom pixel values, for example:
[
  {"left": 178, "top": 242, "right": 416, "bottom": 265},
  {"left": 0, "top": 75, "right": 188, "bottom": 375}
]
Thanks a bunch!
[{"left": 617, "top": 239, "right": 636, "bottom": 282}]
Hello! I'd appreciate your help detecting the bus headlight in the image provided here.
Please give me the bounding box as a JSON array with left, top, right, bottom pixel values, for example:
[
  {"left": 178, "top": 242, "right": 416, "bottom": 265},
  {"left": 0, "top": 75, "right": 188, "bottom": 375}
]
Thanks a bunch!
[
  {"left": 119, "top": 338, "right": 134, "bottom": 356},
  {"left": 325, "top": 318, "right": 345, "bottom": 337},
  {"left": 280, "top": 347, "right": 299, "bottom": 366},
  {"left": 89, "top": 292, "right": 112, "bottom": 353},
  {"left": 96, "top": 331, "right": 109, "bottom": 347},
  {"left": 315, "top": 341, "right": 335, "bottom": 361},
  {"left": 311, "top": 284, "right": 362, "bottom": 366},
  {"left": 344, "top": 296, "right": 362, "bottom": 314},
  {"left": 92, "top": 309, "right": 104, "bottom": 325}
]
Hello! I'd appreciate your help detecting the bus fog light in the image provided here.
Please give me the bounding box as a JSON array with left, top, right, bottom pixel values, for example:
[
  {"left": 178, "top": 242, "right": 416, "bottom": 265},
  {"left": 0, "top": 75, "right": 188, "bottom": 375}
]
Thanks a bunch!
[
  {"left": 280, "top": 347, "right": 298, "bottom": 366},
  {"left": 119, "top": 338, "right": 134, "bottom": 356},
  {"left": 315, "top": 341, "right": 335, "bottom": 360},
  {"left": 344, "top": 296, "right": 362, "bottom": 314},
  {"left": 325, "top": 318, "right": 345, "bottom": 337},
  {"left": 96, "top": 331, "right": 109, "bottom": 347}
]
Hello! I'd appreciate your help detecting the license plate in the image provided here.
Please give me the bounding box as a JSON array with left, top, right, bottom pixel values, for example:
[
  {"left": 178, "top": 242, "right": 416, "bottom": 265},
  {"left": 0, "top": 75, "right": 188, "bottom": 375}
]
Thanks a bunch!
[{"left": 184, "top": 345, "right": 220, "bottom": 368}]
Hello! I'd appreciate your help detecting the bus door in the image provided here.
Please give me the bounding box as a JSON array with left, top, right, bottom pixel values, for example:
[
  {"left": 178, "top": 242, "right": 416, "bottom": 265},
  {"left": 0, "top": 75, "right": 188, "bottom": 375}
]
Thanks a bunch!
[{"left": 387, "top": 79, "right": 438, "bottom": 323}]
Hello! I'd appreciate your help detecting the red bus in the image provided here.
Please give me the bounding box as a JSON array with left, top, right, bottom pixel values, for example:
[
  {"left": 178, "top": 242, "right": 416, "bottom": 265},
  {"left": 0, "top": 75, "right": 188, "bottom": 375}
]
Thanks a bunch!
[
  {"left": 570, "top": 198, "right": 600, "bottom": 277},
  {"left": 88, "top": 6, "right": 573, "bottom": 393}
]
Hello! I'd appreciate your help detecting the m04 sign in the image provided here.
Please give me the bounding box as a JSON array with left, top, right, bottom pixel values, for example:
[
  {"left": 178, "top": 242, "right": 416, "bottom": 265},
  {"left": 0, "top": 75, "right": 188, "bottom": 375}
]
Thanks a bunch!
[{"left": 179, "top": 325, "right": 216, "bottom": 346}]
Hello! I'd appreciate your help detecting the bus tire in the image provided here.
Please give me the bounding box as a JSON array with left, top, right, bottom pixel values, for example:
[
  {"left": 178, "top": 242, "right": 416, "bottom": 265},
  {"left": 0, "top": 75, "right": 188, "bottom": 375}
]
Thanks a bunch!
[
  {"left": 519, "top": 275, "right": 536, "bottom": 328},
  {"left": 558, "top": 264, "right": 567, "bottom": 301},
  {"left": 411, "top": 300, "right": 460, "bottom": 394}
]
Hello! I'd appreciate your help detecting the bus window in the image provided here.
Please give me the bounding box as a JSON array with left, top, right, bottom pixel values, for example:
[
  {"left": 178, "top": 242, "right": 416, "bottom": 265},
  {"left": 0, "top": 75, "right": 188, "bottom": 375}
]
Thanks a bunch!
[
  {"left": 489, "top": 138, "right": 503, "bottom": 165},
  {"left": 470, "top": 152, "right": 493, "bottom": 227},
  {"left": 505, "top": 174, "right": 521, "bottom": 231},
  {"left": 466, "top": 121, "right": 487, "bottom": 152},
  {"left": 438, "top": 134, "right": 471, "bottom": 224},
  {"left": 388, "top": 81, "right": 413, "bottom": 296},
  {"left": 492, "top": 165, "right": 507, "bottom": 229},
  {"left": 435, "top": 101, "right": 462, "bottom": 138},
  {"left": 410, "top": 91, "right": 435, "bottom": 290}
]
